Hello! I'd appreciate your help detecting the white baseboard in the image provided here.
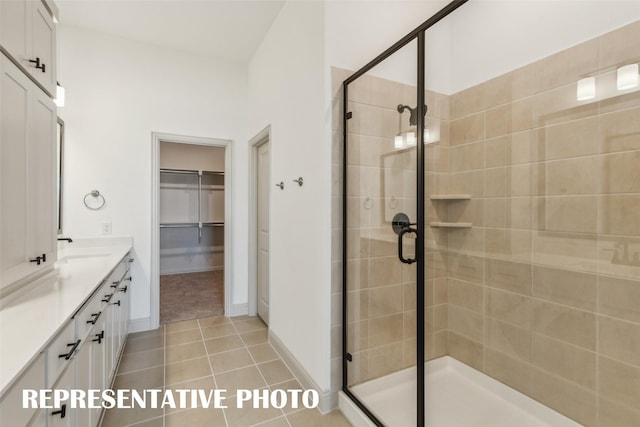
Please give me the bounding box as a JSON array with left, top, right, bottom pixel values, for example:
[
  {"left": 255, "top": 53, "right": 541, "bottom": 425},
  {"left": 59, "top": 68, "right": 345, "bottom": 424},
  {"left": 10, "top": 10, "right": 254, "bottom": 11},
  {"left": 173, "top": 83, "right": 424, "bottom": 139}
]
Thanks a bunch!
[
  {"left": 226, "top": 302, "right": 248, "bottom": 317},
  {"left": 269, "top": 331, "right": 333, "bottom": 414},
  {"left": 128, "top": 316, "right": 152, "bottom": 333}
]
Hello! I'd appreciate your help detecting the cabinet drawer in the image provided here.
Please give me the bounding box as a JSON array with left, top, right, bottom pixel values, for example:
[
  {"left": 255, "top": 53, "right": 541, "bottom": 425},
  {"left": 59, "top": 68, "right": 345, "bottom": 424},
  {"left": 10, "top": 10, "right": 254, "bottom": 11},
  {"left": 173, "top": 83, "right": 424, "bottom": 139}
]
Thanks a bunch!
[
  {"left": 113, "top": 259, "right": 129, "bottom": 285},
  {"left": 0, "top": 353, "right": 45, "bottom": 427},
  {"left": 76, "top": 292, "right": 104, "bottom": 340},
  {"left": 27, "top": 409, "right": 46, "bottom": 427},
  {"left": 46, "top": 321, "right": 77, "bottom": 387},
  {"left": 97, "top": 279, "right": 116, "bottom": 306}
]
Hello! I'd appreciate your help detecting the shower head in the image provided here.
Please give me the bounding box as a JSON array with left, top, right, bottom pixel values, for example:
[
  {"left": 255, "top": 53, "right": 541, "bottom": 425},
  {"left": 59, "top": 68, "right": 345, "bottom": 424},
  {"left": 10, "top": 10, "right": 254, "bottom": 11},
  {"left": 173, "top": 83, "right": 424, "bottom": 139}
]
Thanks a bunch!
[{"left": 397, "top": 104, "right": 428, "bottom": 126}]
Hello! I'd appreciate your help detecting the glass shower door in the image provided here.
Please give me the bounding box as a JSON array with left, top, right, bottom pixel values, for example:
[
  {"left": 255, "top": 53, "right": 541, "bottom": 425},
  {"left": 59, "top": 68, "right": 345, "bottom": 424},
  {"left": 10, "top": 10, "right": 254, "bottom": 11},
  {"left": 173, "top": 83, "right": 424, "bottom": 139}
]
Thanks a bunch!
[{"left": 343, "top": 39, "right": 422, "bottom": 427}]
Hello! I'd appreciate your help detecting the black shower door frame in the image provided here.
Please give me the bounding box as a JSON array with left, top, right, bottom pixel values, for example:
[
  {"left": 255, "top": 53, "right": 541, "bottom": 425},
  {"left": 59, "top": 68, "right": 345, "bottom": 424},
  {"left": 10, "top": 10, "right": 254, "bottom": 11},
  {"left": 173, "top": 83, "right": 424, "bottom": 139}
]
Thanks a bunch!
[{"left": 341, "top": 1, "right": 469, "bottom": 426}]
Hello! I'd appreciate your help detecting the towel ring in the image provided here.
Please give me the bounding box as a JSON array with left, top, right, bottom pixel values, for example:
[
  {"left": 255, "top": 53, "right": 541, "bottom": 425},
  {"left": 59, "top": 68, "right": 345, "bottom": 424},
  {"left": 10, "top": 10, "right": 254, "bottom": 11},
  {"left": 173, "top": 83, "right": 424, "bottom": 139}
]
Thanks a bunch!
[{"left": 83, "top": 190, "right": 106, "bottom": 210}]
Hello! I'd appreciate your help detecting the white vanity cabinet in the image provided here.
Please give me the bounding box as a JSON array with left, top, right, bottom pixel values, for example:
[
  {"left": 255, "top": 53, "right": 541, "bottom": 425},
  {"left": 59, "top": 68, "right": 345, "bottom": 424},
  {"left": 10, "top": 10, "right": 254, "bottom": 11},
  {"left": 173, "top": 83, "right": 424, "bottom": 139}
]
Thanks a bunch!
[
  {"left": 0, "top": 0, "right": 57, "bottom": 96},
  {"left": 0, "top": 52, "right": 57, "bottom": 291},
  {"left": 60, "top": 253, "right": 133, "bottom": 427},
  {"left": 89, "top": 312, "right": 107, "bottom": 424},
  {"left": 0, "top": 354, "right": 45, "bottom": 427},
  {"left": 47, "top": 363, "right": 74, "bottom": 427},
  {"left": 0, "top": 251, "right": 134, "bottom": 427}
]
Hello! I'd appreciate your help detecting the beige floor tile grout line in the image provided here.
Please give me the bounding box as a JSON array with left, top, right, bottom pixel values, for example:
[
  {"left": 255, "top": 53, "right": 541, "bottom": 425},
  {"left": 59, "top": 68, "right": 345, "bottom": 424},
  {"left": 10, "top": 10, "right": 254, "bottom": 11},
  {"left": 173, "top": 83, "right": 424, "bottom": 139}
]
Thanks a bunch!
[
  {"left": 230, "top": 319, "right": 293, "bottom": 427},
  {"left": 115, "top": 316, "right": 344, "bottom": 427},
  {"left": 197, "top": 317, "right": 231, "bottom": 427},
  {"left": 162, "top": 324, "right": 167, "bottom": 427}
]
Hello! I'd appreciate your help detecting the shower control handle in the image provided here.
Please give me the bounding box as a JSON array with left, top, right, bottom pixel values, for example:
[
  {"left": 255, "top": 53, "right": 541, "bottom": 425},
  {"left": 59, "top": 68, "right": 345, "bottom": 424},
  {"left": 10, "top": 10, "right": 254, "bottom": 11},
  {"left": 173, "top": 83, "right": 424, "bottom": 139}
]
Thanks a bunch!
[{"left": 398, "top": 227, "right": 417, "bottom": 264}]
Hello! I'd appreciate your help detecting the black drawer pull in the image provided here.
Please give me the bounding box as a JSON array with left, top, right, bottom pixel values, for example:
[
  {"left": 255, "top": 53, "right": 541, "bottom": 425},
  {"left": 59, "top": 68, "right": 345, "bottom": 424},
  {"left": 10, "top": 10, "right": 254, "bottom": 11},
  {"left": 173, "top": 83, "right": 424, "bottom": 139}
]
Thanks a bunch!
[
  {"left": 29, "top": 57, "right": 46, "bottom": 72},
  {"left": 58, "top": 339, "right": 81, "bottom": 360},
  {"left": 119, "top": 285, "right": 128, "bottom": 293},
  {"left": 30, "top": 256, "right": 42, "bottom": 265},
  {"left": 92, "top": 330, "right": 104, "bottom": 344},
  {"left": 125, "top": 276, "right": 132, "bottom": 282},
  {"left": 41, "top": 253, "right": 46, "bottom": 262},
  {"left": 128, "top": 259, "right": 134, "bottom": 263},
  {"left": 51, "top": 404, "right": 66, "bottom": 418},
  {"left": 86, "top": 311, "right": 101, "bottom": 324},
  {"left": 111, "top": 300, "right": 120, "bottom": 306},
  {"left": 101, "top": 293, "right": 113, "bottom": 302}
]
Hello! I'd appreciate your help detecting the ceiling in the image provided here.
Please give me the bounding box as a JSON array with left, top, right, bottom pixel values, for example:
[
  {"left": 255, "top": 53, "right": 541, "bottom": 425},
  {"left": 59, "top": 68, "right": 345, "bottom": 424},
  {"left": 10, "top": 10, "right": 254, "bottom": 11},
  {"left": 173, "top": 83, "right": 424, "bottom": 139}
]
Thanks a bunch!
[{"left": 57, "top": 0, "right": 286, "bottom": 63}]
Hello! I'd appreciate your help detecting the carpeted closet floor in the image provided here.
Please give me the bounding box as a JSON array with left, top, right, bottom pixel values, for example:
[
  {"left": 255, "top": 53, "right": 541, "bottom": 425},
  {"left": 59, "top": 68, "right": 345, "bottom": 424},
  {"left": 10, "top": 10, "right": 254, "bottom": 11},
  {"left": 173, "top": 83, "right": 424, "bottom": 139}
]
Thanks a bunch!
[{"left": 160, "top": 270, "right": 224, "bottom": 324}]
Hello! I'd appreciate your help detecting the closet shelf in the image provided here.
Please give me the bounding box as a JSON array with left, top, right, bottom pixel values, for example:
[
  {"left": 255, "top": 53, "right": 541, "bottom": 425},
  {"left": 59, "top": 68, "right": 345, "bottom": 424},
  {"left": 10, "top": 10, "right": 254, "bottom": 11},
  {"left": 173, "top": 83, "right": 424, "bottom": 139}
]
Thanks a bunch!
[
  {"left": 429, "top": 222, "right": 472, "bottom": 228},
  {"left": 159, "top": 167, "right": 224, "bottom": 241},
  {"left": 160, "top": 168, "right": 224, "bottom": 176},
  {"left": 160, "top": 222, "right": 224, "bottom": 228},
  {"left": 160, "top": 223, "right": 198, "bottom": 229},
  {"left": 430, "top": 194, "right": 471, "bottom": 200}
]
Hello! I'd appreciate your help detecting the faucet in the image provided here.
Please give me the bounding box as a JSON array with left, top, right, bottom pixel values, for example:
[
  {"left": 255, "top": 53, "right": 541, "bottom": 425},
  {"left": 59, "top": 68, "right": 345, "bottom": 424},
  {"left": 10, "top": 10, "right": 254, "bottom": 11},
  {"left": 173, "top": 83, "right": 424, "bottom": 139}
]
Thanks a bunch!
[{"left": 57, "top": 237, "right": 73, "bottom": 243}]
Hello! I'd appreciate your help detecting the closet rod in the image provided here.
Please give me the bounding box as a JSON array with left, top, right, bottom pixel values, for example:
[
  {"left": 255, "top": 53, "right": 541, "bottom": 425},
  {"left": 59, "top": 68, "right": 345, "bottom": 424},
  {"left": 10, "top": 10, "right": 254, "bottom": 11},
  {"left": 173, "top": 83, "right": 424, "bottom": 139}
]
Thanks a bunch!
[
  {"left": 159, "top": 223, "right": 199, "bottom": 228},
  {"left": 203, "top": 222, "right": 224, "bottom": 227},
  {"left": 160, "top": 168, "right": 199, "bottom": 175}
]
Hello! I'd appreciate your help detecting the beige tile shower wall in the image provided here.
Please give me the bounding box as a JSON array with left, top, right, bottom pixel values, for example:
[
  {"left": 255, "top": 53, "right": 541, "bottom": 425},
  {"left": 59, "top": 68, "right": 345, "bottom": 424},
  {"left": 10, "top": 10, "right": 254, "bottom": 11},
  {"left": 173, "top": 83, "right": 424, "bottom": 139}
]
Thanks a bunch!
[
  {"left": 331, "top": 68, "right": 451, "bottom": 387},
  {"left": 444, "top": 20, "right": 640, "bottom": 427}
]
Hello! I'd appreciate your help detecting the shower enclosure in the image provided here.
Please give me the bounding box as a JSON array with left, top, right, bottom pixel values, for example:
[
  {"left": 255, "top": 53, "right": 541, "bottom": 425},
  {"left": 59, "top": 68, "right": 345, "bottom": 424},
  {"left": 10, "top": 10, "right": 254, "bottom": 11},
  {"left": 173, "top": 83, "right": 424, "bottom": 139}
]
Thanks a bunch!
[{"left": 341, "top": 1, "right": 640, "bottom": 426}]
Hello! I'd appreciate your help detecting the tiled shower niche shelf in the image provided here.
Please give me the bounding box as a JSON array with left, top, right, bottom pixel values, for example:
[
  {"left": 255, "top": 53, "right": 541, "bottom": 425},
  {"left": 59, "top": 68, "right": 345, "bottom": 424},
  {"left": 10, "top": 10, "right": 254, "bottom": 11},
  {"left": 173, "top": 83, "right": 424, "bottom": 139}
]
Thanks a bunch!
[
  {"left": 429, "top": 194, "right": 471, "bottom": 200},
  {"left": 429, "top": 222, "right": 472, "bottom": 228}
]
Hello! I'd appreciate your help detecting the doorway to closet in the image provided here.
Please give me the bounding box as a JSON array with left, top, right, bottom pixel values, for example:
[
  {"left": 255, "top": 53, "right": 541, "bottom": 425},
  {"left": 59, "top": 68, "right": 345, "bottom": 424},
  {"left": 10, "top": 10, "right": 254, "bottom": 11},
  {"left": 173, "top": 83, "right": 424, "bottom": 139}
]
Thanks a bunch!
[{"left": 158, "top": 141, "right": 226, "bottom": 324}]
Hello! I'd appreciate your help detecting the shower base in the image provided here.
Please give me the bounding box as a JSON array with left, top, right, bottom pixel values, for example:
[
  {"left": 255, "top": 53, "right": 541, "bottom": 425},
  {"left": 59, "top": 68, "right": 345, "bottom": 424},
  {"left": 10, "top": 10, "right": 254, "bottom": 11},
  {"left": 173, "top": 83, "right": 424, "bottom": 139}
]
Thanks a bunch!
[{"left": 341, "top": 356, "right": 581, "bottom": 427}]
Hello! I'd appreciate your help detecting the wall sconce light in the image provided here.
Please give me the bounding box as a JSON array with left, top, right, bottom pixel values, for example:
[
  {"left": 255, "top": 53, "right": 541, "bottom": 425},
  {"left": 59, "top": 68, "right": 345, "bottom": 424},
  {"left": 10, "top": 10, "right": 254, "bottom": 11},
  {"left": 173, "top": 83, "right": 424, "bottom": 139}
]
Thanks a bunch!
[
  {"left": 55, "top": 82, "right": 65, "bottom": 107},
  {"left": 406, "top": 131, "right": 417, "bottom": 146},
  {"left": 617, "top": 63, "right": 638, "bottom": 90},
  {"left": 576, "top": 77, "right": 595, "bottom": 101},
  {"left": 395, "top": 129, "right": 434, "bottom": 148},
  {"left": 396, "top": 103, "right": 433, "bottom": 149},
  {"left": 394, "top": 134, "right": 404, "bottom": 149},
  {"left": 395, "top": 130, "right": 417, "bottom": 148}
]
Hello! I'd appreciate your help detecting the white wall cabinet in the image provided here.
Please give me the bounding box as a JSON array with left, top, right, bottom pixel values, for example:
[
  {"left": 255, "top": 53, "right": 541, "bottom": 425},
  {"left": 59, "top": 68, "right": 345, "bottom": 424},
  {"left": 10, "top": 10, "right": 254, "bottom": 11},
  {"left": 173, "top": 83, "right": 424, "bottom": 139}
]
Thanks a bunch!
[
  {"left": 0, "top": 53, "right": 57, "bottom": 291},
  {"left": 0, "top": 0, "right": 57, "bottom": 96}
]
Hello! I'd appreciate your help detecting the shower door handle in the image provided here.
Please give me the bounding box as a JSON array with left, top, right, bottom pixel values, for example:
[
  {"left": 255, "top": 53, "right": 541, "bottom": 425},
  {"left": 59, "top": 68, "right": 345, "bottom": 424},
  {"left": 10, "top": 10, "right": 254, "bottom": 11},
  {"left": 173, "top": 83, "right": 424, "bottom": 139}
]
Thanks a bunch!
[{"left": 398, "top": 227, "right": 417, "bottom": 264}]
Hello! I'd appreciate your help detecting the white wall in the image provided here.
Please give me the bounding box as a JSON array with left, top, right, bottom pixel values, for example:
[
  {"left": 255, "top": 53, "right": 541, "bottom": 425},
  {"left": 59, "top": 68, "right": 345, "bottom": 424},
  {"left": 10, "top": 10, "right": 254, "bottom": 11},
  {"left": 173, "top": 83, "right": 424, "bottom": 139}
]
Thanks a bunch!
[
  {"left": 58, "top": 25, "right": 249, "bottom": 322},
  {"left": 327, "top": 1, "right": 640, "bottom": 94},
  {"left": 248, "top": 1, "right": 331, "bottom": 392},
  {"left": 447, "top": 0, "right": 640, "bottom": 93},
  {"left": 325, "top": 0, "right": 450, "bottom": 75}
]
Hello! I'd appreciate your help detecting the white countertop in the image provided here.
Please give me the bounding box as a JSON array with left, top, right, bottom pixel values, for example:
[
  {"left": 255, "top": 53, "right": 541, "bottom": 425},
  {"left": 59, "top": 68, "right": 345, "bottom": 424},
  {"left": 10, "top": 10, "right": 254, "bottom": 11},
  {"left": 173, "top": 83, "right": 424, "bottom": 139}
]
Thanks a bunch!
[{"left": 0, "top": 237, "right": 133, "bottom": 394}]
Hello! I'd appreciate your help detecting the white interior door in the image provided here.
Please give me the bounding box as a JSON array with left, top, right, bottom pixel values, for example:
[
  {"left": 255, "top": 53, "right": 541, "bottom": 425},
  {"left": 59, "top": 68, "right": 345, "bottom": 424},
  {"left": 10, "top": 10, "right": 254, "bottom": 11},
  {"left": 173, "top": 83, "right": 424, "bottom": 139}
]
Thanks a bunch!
[{"left": 257, "top": 142, "right": 270, "bottom": 324}]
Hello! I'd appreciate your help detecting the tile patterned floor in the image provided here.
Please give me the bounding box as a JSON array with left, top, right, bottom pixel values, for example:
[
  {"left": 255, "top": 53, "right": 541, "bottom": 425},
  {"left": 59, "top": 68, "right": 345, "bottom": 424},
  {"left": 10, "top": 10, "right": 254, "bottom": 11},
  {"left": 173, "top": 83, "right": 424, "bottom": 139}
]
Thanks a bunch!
[
  {"left": 160, "top": 271, "right": 224, "bottom": 324},
  {"left": 101, "top": 316, "right": 351, "bottom": 427}
]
